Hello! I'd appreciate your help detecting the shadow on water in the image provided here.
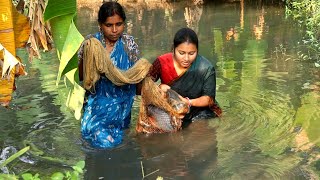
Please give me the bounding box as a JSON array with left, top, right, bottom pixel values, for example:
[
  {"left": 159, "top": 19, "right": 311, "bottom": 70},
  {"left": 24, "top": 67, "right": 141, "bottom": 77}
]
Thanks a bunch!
[
  {"left": 83, "top": 120, "right": 218, "bottom": 180},
  {"left": 1, "top": 0, "right": 320, "bottom": 179}
]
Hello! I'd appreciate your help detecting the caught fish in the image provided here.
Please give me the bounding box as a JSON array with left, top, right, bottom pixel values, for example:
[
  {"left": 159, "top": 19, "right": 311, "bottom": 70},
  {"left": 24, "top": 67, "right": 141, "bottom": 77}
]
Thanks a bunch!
[
  {"left": 166, "top": 89, "right": 189, "bottom": 114},
  {"left": 146, "top": 89, "right": 189, "bottom": 132},
  {"left": 147, "top": 105, "right": 174, "bottom": 131}
]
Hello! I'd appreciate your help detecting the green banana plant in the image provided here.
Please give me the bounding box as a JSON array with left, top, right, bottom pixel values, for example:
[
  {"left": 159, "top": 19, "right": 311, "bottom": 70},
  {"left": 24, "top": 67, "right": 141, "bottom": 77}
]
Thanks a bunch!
[{"left": 44, "top": 0, "right": 85, "bottom": 120}]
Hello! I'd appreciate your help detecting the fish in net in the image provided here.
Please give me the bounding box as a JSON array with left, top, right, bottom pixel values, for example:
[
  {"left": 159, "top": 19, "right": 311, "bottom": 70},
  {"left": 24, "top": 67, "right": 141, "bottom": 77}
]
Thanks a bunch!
[
  {"left": 145, "top": 89, "right": 188, "bottom": 132},
  {"left": 136, "top": 78, "right": 189, "bottom": 133}
]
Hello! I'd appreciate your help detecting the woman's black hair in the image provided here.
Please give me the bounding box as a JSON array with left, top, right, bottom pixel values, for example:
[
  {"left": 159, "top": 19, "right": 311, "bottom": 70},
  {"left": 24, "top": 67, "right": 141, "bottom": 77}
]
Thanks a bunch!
[
  {"left": 173, "top": 28, "right": 198, "bottom": 51},
  {"left": 98, "top": 2, "right": 126, "bottom": 23}
]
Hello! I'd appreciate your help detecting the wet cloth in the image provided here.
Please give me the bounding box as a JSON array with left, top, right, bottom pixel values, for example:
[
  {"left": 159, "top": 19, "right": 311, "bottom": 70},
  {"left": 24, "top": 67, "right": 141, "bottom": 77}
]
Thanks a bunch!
[
  {"left": 149, "top": 53, "right": 222, "bottom": 121},
  {"left": 79, "top": 32, "right": 141, "bottom": 148}
]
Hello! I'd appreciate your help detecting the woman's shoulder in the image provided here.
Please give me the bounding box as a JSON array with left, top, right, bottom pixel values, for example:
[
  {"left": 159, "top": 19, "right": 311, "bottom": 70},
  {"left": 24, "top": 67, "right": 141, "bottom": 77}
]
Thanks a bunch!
[
  {"left": 195, "top": 55, "right": 216, "bottom": 72},
  {"left": 121, "top": 33, "right": 137, "bottom": 44},
  {"left": 158, "top": 53, "right": 173, "bottom": 62},
  {"left": 197, "top": 55, "right": 214, "bottom": 67},
  {"left": 121, "top": 33, "right": 140, "bottom": 62},
  {"left": 84, "top": 32, "right": 100, "bottom": 40},
  {"left": 78, "top": 32, "right": 100, "bottom": 59}
]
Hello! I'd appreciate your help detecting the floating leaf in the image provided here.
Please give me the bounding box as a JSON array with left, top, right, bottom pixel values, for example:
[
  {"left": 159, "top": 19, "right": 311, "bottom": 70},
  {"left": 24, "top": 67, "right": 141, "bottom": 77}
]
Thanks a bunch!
[
  {"left": 21, "top": 173, "right": 34, "bottom": 180},
  {"left": 51, "top": 172, "right": 65, "bottom": 180}
]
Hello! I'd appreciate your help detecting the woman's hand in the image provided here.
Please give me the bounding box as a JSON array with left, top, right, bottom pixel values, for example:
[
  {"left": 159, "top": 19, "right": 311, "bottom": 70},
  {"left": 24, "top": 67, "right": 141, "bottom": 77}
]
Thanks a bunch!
[
  {"left": 181, "top": 96, "right": 192, "bottom": 108},
  {"left": 158, "top": 84, "right": 171, "bottom": 97},
  {"left": 158, "top": 84, "right": 171, "bottom": 93}
]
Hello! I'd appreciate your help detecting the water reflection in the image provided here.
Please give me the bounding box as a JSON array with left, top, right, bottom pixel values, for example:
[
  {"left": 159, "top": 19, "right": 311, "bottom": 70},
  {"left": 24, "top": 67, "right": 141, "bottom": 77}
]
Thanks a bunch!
[
  {"left": 184, "top": 0, "right": 203, "bottom": 33},
  {"left": 252, "top": 7, "right": 267, "bottom": 40},
  {"left": 0, "top": 50, "right": 84, "bottom": 175},
  {"left": 0, "top": 0, "right": 319, "bottom": 179},
  {"left": 84, "top": 121, "right": 217, "bottom": 179}
]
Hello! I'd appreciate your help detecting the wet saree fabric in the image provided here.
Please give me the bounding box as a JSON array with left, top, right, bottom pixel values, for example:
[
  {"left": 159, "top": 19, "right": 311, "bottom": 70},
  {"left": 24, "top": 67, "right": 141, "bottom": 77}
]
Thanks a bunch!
[
  {"left": 80, "top": 32, "right": 139, "bottom": 148},
  {"left": 149, "top": 53, "right": 218, "bottom": 121}
]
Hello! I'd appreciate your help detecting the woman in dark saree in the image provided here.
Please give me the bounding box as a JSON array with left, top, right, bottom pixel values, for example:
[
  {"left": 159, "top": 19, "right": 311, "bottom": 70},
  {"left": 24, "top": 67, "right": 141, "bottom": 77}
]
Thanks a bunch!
[{"left": 149, "top": 28, "right": 222, "bottom": 124}]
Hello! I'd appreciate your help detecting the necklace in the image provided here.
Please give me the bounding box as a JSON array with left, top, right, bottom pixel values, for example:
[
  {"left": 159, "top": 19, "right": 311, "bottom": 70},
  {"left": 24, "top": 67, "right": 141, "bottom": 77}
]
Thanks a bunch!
[
  {"left": 105, "top": 39, "right": 115, "bottom": 47},
  {"left": 100, "top": 32, "right": 115, "bottom": 47}
]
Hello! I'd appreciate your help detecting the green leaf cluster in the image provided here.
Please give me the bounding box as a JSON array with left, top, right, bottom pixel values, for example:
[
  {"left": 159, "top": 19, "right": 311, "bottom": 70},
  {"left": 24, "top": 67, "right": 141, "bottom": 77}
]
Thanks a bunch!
[
  {"left": 50, "top": 161, "right": 85, "bottom": 180},
  {"left": 43, "top": 0, "right": 85, "bottom": 120},
  {"left": 0, "top": 146, "right": 85, "bottom": 180},
  {"left": 285, "top": 0, "right": 320, "bottom": 63}
]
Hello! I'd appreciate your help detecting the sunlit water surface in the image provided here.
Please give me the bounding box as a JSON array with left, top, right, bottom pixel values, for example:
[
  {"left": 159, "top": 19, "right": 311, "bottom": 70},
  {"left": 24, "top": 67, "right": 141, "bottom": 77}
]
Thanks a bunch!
[{"left": 1, "top": 1, "right": 320, "bottom": 179}]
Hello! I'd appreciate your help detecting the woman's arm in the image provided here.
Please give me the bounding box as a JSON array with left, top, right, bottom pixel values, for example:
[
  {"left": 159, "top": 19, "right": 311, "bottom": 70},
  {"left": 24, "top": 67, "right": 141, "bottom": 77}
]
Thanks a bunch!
[
  {"left": 78, "top": 38, "right": 87, "bottom": 82},
  {"left": 148, "top": 58, "right": 161, "bottom": 82},
  {"left": 183, "top": 65, "right": 216, "bottom": 108},
  {"left": 136, "top": 58, "right": 162, "bottom": 95},
  {"left": 181, "top": 95, "right": 213, "bottom": 108}
]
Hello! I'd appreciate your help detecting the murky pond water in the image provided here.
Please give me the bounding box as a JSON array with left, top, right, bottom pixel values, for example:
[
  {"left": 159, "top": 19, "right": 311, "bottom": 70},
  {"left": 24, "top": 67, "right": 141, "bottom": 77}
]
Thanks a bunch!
[{"left": 1, "top": 0, "right": 320, "bottom": 179}]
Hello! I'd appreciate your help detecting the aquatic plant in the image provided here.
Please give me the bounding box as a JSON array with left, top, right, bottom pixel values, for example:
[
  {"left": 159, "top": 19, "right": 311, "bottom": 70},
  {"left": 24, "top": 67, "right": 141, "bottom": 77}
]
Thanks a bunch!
[{"left": 0, "top": 146, "right": 85, "bottom": 180}]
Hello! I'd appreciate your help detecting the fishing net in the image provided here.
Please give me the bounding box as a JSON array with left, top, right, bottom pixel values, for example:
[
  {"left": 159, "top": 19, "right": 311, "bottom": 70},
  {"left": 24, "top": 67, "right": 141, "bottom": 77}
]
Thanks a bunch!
[
  {"left": 136, "top": 78, "right": 188, "bottom": 133},
  {"left": 82, "top": 38, "right": 187, "bottom": 133},
  {"left": 82, "top": 37, "right": 152, "bottom": 91}
]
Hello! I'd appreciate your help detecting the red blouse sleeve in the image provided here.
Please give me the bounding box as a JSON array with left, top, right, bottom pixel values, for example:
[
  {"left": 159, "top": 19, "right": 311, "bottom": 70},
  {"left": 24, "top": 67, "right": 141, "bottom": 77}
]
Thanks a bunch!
[{"left": 148, "top": 58, "right": 161, "bottom": 82}]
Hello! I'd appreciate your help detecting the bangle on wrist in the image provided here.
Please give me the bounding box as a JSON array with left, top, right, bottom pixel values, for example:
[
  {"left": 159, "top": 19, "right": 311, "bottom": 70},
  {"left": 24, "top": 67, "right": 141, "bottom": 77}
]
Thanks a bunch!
[{"left": 186, "top": 97, "right": 192, "bottom": 108}]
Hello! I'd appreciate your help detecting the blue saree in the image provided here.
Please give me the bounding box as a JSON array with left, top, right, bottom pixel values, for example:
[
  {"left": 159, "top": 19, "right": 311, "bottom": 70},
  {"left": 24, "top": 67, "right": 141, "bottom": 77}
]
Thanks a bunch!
[{"left": 80, "top": 32, "right": 139, "bottom": 148}]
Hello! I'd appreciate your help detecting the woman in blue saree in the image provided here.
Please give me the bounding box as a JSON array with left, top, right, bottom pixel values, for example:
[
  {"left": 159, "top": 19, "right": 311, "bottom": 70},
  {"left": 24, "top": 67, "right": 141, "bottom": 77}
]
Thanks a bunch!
[
  {"left": 149, "top": 28, "right": 222, "bottom": 125},
  {"left": 78, "top": 2, "right": 140, "bottom": 148}
]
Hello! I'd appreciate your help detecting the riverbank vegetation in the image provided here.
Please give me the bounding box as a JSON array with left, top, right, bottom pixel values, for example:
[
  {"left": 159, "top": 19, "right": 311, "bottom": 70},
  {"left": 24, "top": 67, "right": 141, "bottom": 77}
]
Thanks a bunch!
[
  {"left": 284, "top": 0, "right": 320, "bottom": 177},
  {"left": 285, "top": 0, "right": 320, "bottom": 64}
]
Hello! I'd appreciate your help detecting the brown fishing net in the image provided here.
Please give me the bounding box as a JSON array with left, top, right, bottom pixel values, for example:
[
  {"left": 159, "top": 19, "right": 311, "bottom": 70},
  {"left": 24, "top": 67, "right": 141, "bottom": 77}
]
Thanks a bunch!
[
  {"left": 82, "top": 38, "right": 152, "bottom": 91},
  {"left": 81, "top": 37, "right": 187, "bottom": 133},
  {"left": 136, "top": 78, "right": 188, "bottom": 133}
]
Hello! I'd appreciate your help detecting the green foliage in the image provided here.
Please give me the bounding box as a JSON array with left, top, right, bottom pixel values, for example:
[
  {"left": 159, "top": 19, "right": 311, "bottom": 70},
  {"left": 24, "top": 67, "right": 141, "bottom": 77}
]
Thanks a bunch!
[
  {"left": 285, "top": 0, "right": 320, "bottom": 63},
  {"left": 295, "top": 92, "right": 320, "bottom": 146},
  {"left": 0, "top": 146, "right": 30, "bottom": 169},
  {"left": 18, "top": 161, "right": 85, "bottom": 180},
  {"left": 0, "top": 160, "right": 85, "bottom": 180},
  {"left": 0, "top": 174, "right": 17, "bottom": 180},
  {"left": 285, "top": 0, "right": 320, "bottom": 148},
  {"left": 50, "top": 16, "right": 84, "bottom": 84},
  {"left": 0, "top": 145, "right": 85, "bottom": 180},
  {"left": 43, "top": 0, "right": 76, "bottom": 21},
  {"left": 21, "top": 173, "right": 40, "bottom": 180},
  {"left": 50, "top": 161, "right": 85, "bottom": 180},
  {"left": 43, "top": 0, "right": 85, "bottom": 120}
]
